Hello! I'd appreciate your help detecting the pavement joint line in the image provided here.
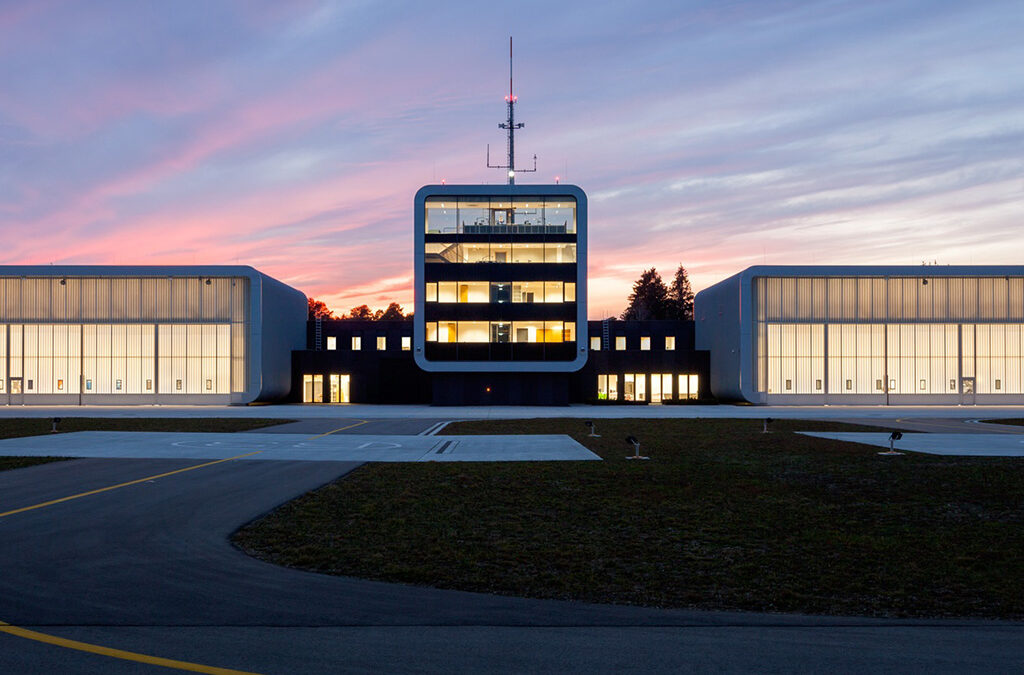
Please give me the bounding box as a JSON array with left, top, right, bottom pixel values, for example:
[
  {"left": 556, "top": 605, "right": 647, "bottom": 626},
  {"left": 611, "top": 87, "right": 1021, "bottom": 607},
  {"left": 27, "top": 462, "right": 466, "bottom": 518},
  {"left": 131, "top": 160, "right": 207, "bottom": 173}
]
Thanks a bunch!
[
  {"left": 306, "top": 419, "right": 368, "bottom": 439},
  {"left": 0, "top": 451, "right": 262, "bottom": 519},
  {"left": 0, "top": 620, "right": 263, "bottom": 674}
]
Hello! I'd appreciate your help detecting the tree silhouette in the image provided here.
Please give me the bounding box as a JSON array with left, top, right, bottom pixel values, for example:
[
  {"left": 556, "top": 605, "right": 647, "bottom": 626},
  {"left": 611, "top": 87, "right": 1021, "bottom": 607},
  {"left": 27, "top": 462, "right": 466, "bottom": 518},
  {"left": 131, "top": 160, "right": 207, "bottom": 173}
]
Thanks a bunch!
[
  {"left": 345, "top": 305, "right": 374, "bottom": 320},
  {"left": 667, "top": 264, "right": 694, "bottom": 320},
  {"left": 307, "top": 298, "right": 335, "bottom": 319},
  {"left": 620, "top": 268, "right": 669, "bottom": 320},
  {"left": 380, "top": 302, "right": 406, "bottom": 320}
]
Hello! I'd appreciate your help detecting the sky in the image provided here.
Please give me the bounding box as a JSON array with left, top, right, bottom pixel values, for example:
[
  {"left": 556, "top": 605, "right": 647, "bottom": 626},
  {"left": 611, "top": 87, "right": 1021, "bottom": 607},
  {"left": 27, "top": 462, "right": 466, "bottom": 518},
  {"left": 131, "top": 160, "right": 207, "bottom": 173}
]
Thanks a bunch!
[{"left": 1, "top": 1, "right": 1022, "bottom": 319}]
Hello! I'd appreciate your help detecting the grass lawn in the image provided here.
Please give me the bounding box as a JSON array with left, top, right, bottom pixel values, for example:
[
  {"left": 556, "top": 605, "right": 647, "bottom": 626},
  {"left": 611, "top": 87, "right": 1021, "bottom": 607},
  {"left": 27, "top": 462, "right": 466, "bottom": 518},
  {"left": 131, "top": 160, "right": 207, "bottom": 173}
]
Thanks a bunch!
[
  {"left": 233, "top": 418, "right": 1024, "bottom": 619},
  {"left": 982, "top": 419, "right": 1024, "bottom": 427},
  {"left": 0, "top": 417, "right": 288, "bottom": 473}
]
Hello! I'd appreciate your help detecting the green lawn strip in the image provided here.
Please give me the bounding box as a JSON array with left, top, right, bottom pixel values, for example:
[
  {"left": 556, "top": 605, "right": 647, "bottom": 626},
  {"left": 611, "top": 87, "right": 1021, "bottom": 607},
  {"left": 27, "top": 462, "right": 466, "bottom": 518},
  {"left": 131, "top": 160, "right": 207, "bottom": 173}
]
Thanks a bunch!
[
  {"left": 233, "top": 418, "right": 1024, "bottom": 619},
  {"left": 0, "top": 417, "right": 290, "bottom": 472},
  {"left": 979, "top": 419, "right": 1024, "bottom": 427}
]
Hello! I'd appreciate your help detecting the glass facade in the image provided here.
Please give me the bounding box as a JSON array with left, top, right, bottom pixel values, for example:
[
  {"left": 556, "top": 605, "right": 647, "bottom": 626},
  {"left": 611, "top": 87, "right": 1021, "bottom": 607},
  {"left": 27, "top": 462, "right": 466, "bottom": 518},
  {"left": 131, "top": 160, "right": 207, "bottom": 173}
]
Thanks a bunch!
[
  {"left": 755, "top": 275, "right": 1024, "bottom": 399},
  {"left": 421, "top": 193, "right": 580, "bottom": 364},
  {"left": 1, "top": 275, "right": 247, "bottom": 399}
]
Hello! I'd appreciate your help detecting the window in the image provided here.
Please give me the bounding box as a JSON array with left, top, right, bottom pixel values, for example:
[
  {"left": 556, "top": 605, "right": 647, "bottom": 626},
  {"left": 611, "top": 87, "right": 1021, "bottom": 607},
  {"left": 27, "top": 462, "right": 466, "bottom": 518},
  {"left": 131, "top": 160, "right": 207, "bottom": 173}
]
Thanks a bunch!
[
  {"left": 425, "top": 283, "right": 438, "bottom": 302},
  {"left": 326, "top": 336, "right": 337, "bottom": 350},
  {"left": 678, "top": 374, "right": 699, "bottom": 400},
  {"left": 377, "top": 336, "right": 386, "bottom": 351},
  {"left": 402, "top": 336, "right": 411, "bottom": 351},
  {"left": 845, "top": 379, "right": 852, "bottom": 391},
  {"left": 565, "top": 282, "right": 576, "bottom": 302},
  {"left": 661, "top": 374, "right": 673, "bottom": 400},
  {"left": 665, "top": 336, "right": 675, "bottom": 350},
  {"left": 615, "top": 336, "right": 626, "bottom": 351},
  {"left": 351, "top": 336, "right": 361, "bottom": 350},
  {"left": 590, "top": 336, "right": 600, "bottom": 351},
  {"left": 785, "top": 379, "right": 792, "bottom": 391},
  {"left": 876, "top": 379, "right": 883, "bottom": 391},
  {"left": 206, "top": 379, "right": 213, "bottom": 391},
  {"left": 597, "top": 374, "right": 608, "bottom": 400},
  {"left": 640, "top": 336, "right": 651, "bottom": 351},
  {"left": 949, "top": 379, "right": 956, "bottom": 391},
  {"left": 623, "top": 374, "right": 646, "bottom": 401},
  {"left": 996, "top": 379, "right": 1002, "bottom": 390},
  {"left": 920, "top": 379, "right": 927, "bottom": 391}
]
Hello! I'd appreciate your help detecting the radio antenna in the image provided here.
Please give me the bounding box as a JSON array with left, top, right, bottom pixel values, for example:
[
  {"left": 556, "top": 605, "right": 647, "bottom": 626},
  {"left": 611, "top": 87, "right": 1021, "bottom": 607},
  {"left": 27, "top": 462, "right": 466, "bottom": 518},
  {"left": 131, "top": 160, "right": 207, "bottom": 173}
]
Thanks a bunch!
[{"left": 487, "top": 36, "right": 537, "bottom": 184}]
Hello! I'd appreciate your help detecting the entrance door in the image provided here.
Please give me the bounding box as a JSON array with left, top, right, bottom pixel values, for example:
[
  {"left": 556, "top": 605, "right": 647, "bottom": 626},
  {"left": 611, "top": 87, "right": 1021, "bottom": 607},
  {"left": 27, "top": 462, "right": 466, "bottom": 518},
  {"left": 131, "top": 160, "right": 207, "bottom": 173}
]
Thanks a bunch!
[
  {"left": 329, "top": 374, "right": 351, "bottom": 403},
  {"left": 961, "top": 377, "right": 975, "bottom": 405},
  {"left": 9, "top": 378, "right": 23, "bottom": 405}
]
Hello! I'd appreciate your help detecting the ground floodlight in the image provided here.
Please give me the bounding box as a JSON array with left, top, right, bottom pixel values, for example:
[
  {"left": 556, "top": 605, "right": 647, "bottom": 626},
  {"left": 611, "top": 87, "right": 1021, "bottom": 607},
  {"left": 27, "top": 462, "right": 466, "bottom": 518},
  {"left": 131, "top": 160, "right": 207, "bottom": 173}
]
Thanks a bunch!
[
  {"left": 585, "top": 420, "right": 600, "bottom": 437},
  {"left": 762, "top": 417, "right": 773, "bottom": 434},
  {"left": 625, "top": 435, "right": 649, "bottom": 460},
  {"left": 51, "top": 417, "right": 61, "bottom": 433},
  {"left": 879, "top": 430, "right": 905, "bottom": 456}
]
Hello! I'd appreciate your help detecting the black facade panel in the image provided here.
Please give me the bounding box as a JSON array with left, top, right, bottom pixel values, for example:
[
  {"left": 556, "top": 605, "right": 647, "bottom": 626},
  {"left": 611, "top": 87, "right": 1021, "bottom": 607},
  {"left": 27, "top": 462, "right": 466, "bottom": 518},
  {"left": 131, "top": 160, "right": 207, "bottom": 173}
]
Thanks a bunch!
[
  {"left": 424, "top": 303, "right": 576, "bottom": 321},
  {"left": 432, "top": 372, "right": 570, "bottom": 405},
  {"left": 425, "top": 263, "right": 577, "bottom": 283}
]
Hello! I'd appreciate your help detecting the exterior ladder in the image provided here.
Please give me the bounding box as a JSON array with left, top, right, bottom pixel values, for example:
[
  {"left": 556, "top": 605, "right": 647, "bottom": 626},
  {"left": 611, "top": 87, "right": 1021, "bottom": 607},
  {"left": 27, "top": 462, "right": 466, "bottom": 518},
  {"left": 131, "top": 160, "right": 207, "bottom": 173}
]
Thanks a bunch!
[
  {"left": 315, "top": 317, "right": 323, "bottom": 350},
  {"left": 601, "top": 317, "right": 610, "bottom": 350}
]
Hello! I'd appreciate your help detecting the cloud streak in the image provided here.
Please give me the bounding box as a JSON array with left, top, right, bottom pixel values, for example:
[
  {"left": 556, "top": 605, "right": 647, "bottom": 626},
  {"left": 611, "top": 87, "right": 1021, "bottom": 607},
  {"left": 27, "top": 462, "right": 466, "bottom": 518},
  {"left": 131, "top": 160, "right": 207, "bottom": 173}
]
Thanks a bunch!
[{"left": 1, "top": 0, "right": 1022, "bottom": 317}]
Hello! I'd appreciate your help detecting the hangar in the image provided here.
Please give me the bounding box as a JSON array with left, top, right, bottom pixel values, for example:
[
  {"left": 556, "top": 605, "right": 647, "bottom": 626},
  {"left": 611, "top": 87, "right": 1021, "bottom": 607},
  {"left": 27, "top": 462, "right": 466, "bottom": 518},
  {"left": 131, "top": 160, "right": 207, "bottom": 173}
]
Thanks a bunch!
[
  {"left": 0, "top": 266, "right": 306, "bottom": 405},
  {"left": 696, "top": 265, "right": 1024, "bottom": 405}
]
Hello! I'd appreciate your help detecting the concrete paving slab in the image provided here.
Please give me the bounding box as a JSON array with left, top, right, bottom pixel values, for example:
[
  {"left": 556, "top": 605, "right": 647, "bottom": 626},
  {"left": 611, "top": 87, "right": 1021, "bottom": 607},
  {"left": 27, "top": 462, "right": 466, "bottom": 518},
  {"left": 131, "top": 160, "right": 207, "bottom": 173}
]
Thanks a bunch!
[
  {"left": 0, "top": 431, "right": 601, "bottom": 463},
  {"left": 800, "top": 431, "right": 1024, "bottom": 456}
]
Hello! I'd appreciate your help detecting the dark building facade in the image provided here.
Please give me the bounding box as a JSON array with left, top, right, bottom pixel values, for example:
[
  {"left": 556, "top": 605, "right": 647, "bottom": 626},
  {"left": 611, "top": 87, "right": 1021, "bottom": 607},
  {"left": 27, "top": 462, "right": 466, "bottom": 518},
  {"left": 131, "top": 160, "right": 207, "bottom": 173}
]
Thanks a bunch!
[{"left": 292, "top": 318, "right": 710, "bottom": 405}]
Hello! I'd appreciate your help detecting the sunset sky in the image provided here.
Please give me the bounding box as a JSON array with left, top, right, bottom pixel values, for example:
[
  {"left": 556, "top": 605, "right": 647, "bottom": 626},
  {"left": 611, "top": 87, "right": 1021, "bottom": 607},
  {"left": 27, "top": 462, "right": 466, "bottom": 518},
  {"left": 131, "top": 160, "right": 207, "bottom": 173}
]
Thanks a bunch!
[{"left": 2, "top": 1, "right": 1022, "bottom": 318}]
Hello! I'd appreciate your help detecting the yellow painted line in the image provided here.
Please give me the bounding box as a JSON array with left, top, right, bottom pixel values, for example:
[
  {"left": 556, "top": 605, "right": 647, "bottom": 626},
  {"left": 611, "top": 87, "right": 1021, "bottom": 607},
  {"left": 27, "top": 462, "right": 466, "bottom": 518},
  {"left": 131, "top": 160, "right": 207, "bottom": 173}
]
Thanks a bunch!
[
  {"left": 0, "top": 451, "right": 262, "bottom": 519},
  {"left": 0, "top": 620, "right": 262, "bottom": 674},
  {"left": 307, "top": 419, "right": 368, "bottom": 439}
]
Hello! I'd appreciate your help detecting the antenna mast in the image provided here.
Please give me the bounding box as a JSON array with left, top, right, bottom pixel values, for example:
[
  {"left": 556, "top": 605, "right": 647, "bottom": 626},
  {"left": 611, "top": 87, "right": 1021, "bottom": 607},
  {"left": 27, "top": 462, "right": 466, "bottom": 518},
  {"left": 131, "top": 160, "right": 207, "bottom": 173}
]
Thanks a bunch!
[{"left": 487, "top": 36, "right": 537, "bottom": 184}]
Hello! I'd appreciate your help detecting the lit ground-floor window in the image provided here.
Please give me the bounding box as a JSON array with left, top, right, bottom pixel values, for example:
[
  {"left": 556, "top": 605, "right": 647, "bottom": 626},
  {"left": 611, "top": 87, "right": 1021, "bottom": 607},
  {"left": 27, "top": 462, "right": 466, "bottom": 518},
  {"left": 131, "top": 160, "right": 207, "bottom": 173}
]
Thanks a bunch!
[
  {"left": 304, "top": 373, "right": 350, "bottom": 403},
  {"left": 597, "top": 373, "right": 618, "bottom": 400}
]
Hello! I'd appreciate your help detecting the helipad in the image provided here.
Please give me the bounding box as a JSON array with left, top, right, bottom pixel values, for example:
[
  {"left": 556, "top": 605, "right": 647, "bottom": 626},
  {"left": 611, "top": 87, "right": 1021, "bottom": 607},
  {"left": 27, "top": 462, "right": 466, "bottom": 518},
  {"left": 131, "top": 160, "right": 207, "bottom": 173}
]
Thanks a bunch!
[
  {"left": 800, "top": 432, "right": 1024, "bottom": 456},
  {"left": 0, "top": 432, "right": 600, "bottom": 462}
]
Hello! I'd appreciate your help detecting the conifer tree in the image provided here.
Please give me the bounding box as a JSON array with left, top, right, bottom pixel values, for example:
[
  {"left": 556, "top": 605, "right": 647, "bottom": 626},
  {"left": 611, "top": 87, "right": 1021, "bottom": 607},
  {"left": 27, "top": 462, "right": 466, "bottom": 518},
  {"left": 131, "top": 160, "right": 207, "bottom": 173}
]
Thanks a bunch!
[
  {"left": 620, "top": 268, "right": 669, "bottom": 320},
  {"left": 667, "top": 264, "right": 694, "bottom": 320}
]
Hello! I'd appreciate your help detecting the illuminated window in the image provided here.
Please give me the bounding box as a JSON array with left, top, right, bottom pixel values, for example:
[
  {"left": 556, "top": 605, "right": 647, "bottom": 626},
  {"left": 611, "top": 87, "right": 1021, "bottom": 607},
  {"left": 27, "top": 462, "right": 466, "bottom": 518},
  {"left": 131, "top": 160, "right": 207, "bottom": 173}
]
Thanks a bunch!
[
  {"left": 590, "top": 336, "right": 600, "bottom": 351},
  {"left": 949, "top": 379, "right": 956, "bottom": 390},
  {"left": 402, "top": 336, "right": 411, "bottom": 351},
  {"left": 661, "top": 374, "right": 673, "bottom": 399},
  {"left": 326, "top": 336, "right": 337, "bottom": 350},
  {"left": 175, "top": 379, "right": 182, "bottom": 391},
  {"left": 615, "top": 336, "right": 626, "bottom": 351},
  {"left": 816, "top": 379, "right": 822, "bottom": 391},
  {"left": 206, "top": 379, "right": 213, "bottom": 391},
  {"left": 146, "top": 379, "right": 152, "bottom": 391},
  {"left": 377, "top": 336, "right": 386, "bottom": 350},
  {"left": 640, "top": 336, "right": 651, "bottom": 351},
  {"left": 351, "top": 336, "right": 361, "bottom": 351},
  {"left": 623, "top": 374, "right": 635, "bottom": 401},
  {"left": 920, "top": 379, "right": 927, "bottom": 391},
  {"left": 425, "top": 283, "right": 438, "bottom": 302},
  {"left": 665, "top": 336, "right": 675, "bottom": 350},
  {"left": 597, "top": 374, "right": 608, "bottom": 400},
  {"left": 565, "top": 282, "right": 576, "bottom": 301}
]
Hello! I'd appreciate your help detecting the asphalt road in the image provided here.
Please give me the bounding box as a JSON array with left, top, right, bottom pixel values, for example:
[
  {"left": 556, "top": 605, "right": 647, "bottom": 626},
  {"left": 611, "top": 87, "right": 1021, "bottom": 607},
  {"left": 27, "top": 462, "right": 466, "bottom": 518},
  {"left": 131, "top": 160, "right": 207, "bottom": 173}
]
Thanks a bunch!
[{"left": 0, "top": 418, "right": 1023, "bottom": 672}]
